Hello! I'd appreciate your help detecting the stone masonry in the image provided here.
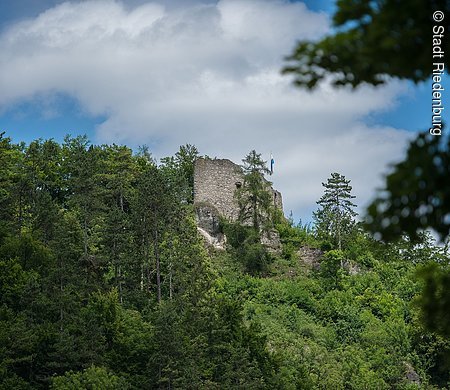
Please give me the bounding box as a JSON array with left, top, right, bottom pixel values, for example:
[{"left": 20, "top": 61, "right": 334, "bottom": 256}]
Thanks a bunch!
[{"left": 193, "top": 157, "right": 283, "bottom": 250}]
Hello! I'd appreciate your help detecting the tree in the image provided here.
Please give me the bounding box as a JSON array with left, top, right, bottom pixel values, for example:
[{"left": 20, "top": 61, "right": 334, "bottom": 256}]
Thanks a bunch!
[
  {"left": 281, "top": 0, "right": 450, "bottom": 343},
  {"left": 133, "top": 165, "right": 167, "bottom": 303},
  {"left": 366, "top": 133, "right": 450, "bottom": 243},
  {"left": 231, "top": 151, "right": 276, "bottom": 275},
  {"left": 282, "top": 0, "right": 450, "bottom": 89},
  {"left": 174, "top": 144, "right": 198, "bottom": 203},
  {"left": 61, "top": 136, "right": 104, "bottom": 286},
  {"left": 0, "top": 132, "right": 23, "bottom": 233},
  {"left": 416, "top": 263, "right": 450, "bottom": 338},
  {"left": 314, "top": 172, "right": 357, "bottom": 251},
  {"left": 99, "top": 145, "right": 138, "bottom": 304},
  {"left": 236, "top": 150, "right": 274, "bottom": 233},
  {"left": 351, "top": 135, "right": 450, "bottom": 345},
  {"left": 51, "top": 366, "right": 129, "bottom": 389},
  {"left": 160, "top": 144, "right": 198, "bottom": 205},
  {"left": 25, "top": 139, "right": 63, "bottom": 242},
  {"left": 365, "top": 138, "right": 450, "bottom": 338}
]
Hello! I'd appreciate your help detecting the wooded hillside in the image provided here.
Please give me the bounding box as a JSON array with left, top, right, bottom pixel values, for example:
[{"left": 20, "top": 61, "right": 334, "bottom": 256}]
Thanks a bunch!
[{"left": 0, "top": 134, "right": 449, "bottom": 389}]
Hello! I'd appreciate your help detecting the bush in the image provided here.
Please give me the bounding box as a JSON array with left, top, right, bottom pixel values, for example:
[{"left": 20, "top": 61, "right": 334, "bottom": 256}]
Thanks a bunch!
[
  {"left": 221, "top": 220, "right": 272, "bottom": 275},
  {"left": 240, "top": 242, "right": 272, "bottom": 275},
  {"left": 319, "top": 250, "right": 345, "bottom": 286},
  {"left": 221, "top": 219, "right": 253, "bottom": 249},
  {"left": 275, "top": 217, "right": 317, "bottom": 259}
]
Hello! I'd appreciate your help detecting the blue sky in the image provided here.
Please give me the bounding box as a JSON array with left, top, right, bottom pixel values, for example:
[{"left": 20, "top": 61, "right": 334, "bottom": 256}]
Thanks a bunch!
[
  {"left": 0, "top": 0, "right": 337, "bottom": 145},
  {"left": 0, "top": 0, "right": 446, "bottom": 220},
  {"left": 1, "top": 0, "right": 444, "bottom": 145}
]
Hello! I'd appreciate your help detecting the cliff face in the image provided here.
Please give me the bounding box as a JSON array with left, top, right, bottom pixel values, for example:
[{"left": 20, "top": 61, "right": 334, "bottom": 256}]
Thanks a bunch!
[{"left": 193, "top": 157, "right": 283, "bottom": 251}]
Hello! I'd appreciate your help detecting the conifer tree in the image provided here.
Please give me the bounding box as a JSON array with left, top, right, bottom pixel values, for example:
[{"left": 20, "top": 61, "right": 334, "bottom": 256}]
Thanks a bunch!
[
  {"left": 236, "top": 150, "right": 273, "bottom": 233},
  {"left": 314, "top": 172, "right": 357, "bottom": 250}
]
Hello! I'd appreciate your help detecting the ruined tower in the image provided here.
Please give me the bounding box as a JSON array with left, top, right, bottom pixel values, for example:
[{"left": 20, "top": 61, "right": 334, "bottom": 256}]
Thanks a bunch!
[{"left": 193, "top": 157, "right": 283, "bottom": 250}]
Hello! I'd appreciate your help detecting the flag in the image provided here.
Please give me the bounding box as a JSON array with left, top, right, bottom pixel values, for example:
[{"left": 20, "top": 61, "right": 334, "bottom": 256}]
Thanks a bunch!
[{"left": 270, "top": 153, "right": 274, "bottom": 175}]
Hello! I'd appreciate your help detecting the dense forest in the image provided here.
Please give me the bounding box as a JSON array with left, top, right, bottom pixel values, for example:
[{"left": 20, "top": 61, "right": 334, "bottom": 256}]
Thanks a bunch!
[{"left": 1, "top": 133, "right": 449, "bottom": 389}]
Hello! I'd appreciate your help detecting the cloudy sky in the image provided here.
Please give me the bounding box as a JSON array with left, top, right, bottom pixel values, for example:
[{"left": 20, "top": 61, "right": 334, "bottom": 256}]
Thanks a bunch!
[{"left": 0, "top": 0, "right": 447, "bottom": 222}]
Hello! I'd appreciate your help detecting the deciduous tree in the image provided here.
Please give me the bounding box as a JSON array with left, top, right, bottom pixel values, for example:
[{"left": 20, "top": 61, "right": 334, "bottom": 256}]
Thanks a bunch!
[{"left": 283, "top": 0, "right": 450, "bottom": 89}]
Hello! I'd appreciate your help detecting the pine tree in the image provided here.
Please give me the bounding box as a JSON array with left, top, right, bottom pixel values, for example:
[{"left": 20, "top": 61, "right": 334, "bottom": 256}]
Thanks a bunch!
[
  {"left": 314, "top": 172, "right": 357, "bottom": 251},
  {"left": 236, "top": 150, "right": 273, "bottom": 233}
]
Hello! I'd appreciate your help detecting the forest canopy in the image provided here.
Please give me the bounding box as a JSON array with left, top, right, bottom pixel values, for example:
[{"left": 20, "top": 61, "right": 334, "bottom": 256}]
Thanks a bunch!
[{"left": 0, "top": 133, "right": 449, "bottom": 389}]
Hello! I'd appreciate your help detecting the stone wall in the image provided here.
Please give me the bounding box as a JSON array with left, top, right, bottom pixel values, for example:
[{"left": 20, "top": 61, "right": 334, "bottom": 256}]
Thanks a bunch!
[
  {"left": 273, "top": 189, "right": 283, "bottom": 211},
  {"left": 194, "top": 158, "right": 243, "bottom": 221},
  {"left": 193, "top": 157, "right": 284, "bottom": 251},
  {"left": 193, "top": 157, "right": 283, "bottom": 221}
]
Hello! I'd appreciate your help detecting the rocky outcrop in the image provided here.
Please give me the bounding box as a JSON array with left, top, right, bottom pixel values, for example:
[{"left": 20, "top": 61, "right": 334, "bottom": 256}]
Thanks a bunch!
[
  {"left": 261, "top": 229, "right": 282, "bottom": 255},
  {"left": 195, "top": 203, "right": 226, "bottom": 250},
  {"left": 298, "top": 246, "right": 323, "bottom": 270},
  {"left": 404, "top": 362, "right": 420, "bottom": 386},
  {"left": 342, "top": 260, "right": 362, "bottom": 275}
]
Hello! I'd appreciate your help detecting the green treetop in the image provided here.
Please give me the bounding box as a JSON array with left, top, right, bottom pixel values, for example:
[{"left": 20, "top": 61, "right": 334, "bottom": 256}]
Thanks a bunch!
[
  {"left": 314, "top": 172, "right": 358, "bottom": 251},
  {"left": 283, "top": 0, "right": 450, "bottom": 89},
  {"left": 236, "top": 150, "right": 274, "bottom": 233}
]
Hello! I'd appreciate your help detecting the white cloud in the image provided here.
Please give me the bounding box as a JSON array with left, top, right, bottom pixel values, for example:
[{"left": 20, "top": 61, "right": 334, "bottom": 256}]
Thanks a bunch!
[{"left": 0, "top": 0, "right": 413, "bottom": 220}]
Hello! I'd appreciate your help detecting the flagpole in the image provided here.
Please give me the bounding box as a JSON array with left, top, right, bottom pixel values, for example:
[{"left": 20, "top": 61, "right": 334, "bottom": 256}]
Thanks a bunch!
[{"left": 270, "top": 152, "right": 274, "bottom": 175}]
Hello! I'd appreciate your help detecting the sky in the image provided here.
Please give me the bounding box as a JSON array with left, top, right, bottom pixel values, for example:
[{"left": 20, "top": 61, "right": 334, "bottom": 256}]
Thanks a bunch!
[{"left": 0, "top": 0, "right": 447, "bottom": 222}]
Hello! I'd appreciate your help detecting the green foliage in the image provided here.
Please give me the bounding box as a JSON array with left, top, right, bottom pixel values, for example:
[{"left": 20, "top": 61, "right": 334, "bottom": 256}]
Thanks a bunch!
[
  {"left": 318, "top": 250, "right": 346, "bottom": 288},
  {"left": 51, "top": 366, "right": 129, "bottom": 389},
  {"left": 236, "top": 150, "right": 274, "bottom": 233},
  {"left": 1, "top": 133, "right": 449, "bottom": 388},
  {"left": 314, "top": 172, "right": 357, "bottom": 250},
  {"left": 0, "top": 233, "right": 53, "bottom": 274},
  {"left": 0, "top": 257, "right": 36, "bottom": 309},
  {"left": 365, "top": 133, "right": 450, "bottom": 343},
  {"left": 0, "top": 308, "right": 39, "bottom": 388},
  {"left": 281, "top": 0, "right": 450, "bottom": 353},
  {"left": 216, "top": 247, "right": 434, "bottom": 388},
  {"left": 221, "top": 218, "right": 251, "bottom": 249},
  {"left": 222, "top": 220, "right": 272, "bottom": 275},
  {"left": 0, "top": 132, "right": 23, "bottom": 232},
  {"left": 276, "top": 215, "right": 318, "bottom": 260},
  {"left": 160, "top": 144, "right": 198, "bottom": 204},
  {"left": 416, "top": 263, "right": 450, "bottom": 338},
  {"left": 412, "top": 330, "right": 450, "bottom": 388},
  {"left": 367, "top": 133, "right": 450, "bottom": 243},
  {"left": 283, "top": 0, "right": 450, "bottom": 89},
  {"left": 344, "top": 232, "right": 378, "bottom": 268},
  {"left": 241, "top": 242, "right": 273, "bottom": 276}
]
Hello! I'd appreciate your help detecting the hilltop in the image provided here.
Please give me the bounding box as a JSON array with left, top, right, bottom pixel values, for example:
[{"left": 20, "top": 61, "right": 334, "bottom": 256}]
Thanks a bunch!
[{"left": 0, "top": 134, "right": 449, "bottom": 389}]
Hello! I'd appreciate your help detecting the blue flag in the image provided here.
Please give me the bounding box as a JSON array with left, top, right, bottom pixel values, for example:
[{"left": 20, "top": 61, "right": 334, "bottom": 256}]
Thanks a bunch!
[{"left": 270, "top": 153, "right": 274, "bottom": 175}]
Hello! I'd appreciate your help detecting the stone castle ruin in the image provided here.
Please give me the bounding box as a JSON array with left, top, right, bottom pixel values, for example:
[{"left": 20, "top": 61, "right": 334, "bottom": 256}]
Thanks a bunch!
[{"left": 193, "top": 157, "right": 283, "bottom": 250}]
